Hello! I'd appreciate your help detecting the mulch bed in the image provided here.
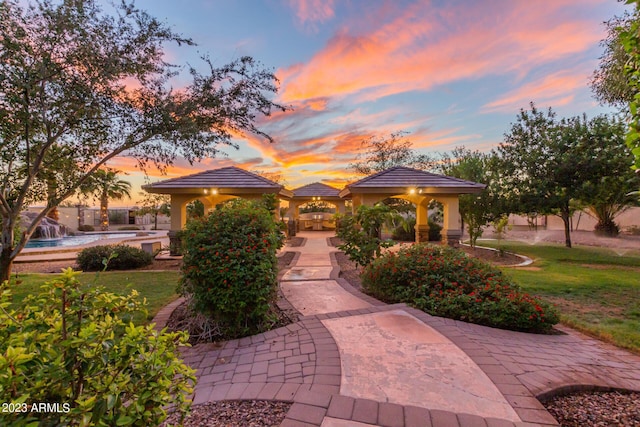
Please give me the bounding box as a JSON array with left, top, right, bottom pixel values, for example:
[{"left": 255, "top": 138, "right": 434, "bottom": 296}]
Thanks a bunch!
[
  {"left": 286, "top": 236, "right": 305, "bottom": 247},
  {"left": 165, "top": 251, "right": 299, "bottom": 345}
]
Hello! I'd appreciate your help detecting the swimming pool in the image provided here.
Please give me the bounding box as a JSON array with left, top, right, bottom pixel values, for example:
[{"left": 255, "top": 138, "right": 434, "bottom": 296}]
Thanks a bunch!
[{"left": 25, "top": 233, "right": 139, "bottom": 248}]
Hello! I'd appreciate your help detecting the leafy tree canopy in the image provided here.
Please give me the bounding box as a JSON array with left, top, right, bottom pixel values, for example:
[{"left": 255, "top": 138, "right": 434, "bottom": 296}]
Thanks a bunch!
[
  {"left": 349, "top": 131, "right": 434, "bottom": 176},
  {"left": 0, "top": 0, "right": 286, "bottom": 280},
  {"left": 591, "top": 12, "right": 636, "bottom": 109},
  {"left": 617, "top": 0, "right": 640, "bottom": 172},
  {"left": 494, "top": 103, "right": 638, "bottom": 246},
  {"left": 438, "top": 147, "right": 497, "bottom": 248}
]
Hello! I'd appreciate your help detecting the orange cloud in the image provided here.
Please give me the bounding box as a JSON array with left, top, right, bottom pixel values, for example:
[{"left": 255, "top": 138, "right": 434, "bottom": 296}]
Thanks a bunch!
[{"left": 277, "top": 1, "right": 603, "bottom": 104}]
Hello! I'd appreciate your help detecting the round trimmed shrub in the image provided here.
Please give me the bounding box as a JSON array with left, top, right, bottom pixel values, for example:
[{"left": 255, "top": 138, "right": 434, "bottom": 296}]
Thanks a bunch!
[
  {"left": 179, "top": 197, "right": 285, "bottom": 338},
  {"left": 76, "top": 244, "right": 153, "bottom": 271},
  {"left": 361, "top": 244, "right": 559, "bottom": 333}
]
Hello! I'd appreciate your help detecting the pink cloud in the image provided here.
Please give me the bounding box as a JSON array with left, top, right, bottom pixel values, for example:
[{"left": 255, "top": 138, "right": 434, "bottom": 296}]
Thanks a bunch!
[
  {"left": 482, "top": 67, "right": 591, "bottom": 113},
  {"left": 287, "top": 0, "right": 335, "bottom": 27},
  {"left": 277, "top": 1, "right": 604, "bottom": 104}
]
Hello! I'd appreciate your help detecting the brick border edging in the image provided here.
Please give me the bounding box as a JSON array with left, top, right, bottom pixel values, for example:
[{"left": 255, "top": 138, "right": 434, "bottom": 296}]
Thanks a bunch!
[
  {"left": 152, "top": 296, "right": 185, "bottom": 331},
  {"left": 277, "top": 251, "right": 302, "bottom": 281}
]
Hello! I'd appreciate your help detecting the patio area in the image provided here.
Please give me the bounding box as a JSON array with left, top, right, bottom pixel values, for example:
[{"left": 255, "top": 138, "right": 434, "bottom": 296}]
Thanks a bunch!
[{"left": 154, "top": 231, "right": 640, "bottom": 427}]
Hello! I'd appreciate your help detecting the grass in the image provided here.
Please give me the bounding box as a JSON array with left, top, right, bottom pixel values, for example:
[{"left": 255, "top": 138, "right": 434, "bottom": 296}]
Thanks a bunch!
[
  {"left": 7, "top": 271, "right": 180, "bottom": 324},
  {"left": 480, "top": 240, "right": 640, "bottom": 352}
]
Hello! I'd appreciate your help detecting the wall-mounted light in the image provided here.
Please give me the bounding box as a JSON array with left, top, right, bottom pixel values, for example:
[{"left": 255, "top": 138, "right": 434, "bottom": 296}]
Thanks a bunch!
[
  {"left": 203, "top": 189, "right": 208, "bottom": 194},
  {"left": 212, "top": 189, "right": 218, "bottom": 195},
  {"left": 409, "top": 188, "right": 416, "bottom": 195}
]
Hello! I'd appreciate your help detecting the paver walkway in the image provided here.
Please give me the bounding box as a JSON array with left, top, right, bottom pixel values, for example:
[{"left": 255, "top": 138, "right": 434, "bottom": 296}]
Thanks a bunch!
[{"left": 164, "top": 231, "right": 640, "bottom": 427}]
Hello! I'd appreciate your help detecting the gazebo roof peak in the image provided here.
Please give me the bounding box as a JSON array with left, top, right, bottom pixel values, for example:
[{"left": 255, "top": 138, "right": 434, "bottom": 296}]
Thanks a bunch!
[
  {"left": 340, "top": 166, "right": 486, "bottom": 197},
  {"left": 142, "top": 166, "right": 292, "bottom": 197},
  {"left": 143, "top": 166, "right": 283, "bottom": 190},
  {"left": 292, "top": 182, "right": 341, "bottom": 199}
]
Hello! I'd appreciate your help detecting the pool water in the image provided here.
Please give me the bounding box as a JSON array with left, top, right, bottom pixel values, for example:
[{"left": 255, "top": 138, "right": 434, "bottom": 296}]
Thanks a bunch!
[{"left": 25, "top": 233, "right": 138, "bottom": 248}]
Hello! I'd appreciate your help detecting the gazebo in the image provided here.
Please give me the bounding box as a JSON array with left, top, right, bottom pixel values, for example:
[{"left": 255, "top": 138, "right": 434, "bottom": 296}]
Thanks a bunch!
[
  {"left": 143, "top": 167, "right": 292, "bottom": 252},
  {"left": 286, "top": 182, "right": 346, "bottom": 232},
  {"left": 143, "top": 165, "right": 486, "bottom": 250},
  {"left": 339, "top": 166, "right": 486, "bottom": 245}
]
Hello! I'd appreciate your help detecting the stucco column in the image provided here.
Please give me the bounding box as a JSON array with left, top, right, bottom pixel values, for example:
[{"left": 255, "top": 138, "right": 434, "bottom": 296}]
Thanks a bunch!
[
  {"left": 169, "top": 194, "right": 192, "bottom": 256},
  {"left": 285, "top": 202, "right": 298, "bottom": 236},
  {"left": 441, "top": 195, "right": 462, "bottom": 246},
  {"left": 351, "top": 195, "right": 362, "bottom": 213},
  {"left": 414, "top": 198, "right": 430, "bottom": 243}
]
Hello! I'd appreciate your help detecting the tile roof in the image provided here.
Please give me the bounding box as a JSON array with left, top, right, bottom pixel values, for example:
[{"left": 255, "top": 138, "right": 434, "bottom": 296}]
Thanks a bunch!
[
  {"left": 143, "top": 166, "right": 283, "bottom": 191},
  {"left": 291, "top": 182, "right": 341, "bottom": 199},
  {"left": 341, "top": 166, "right": 486, "bottom": 196}
]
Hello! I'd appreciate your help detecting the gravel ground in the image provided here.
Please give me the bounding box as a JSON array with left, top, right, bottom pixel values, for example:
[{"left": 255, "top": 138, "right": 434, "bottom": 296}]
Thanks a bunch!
[
  {"left": 543, "top": 390, "right": 640, "bottom": 426},
  {"left": 162, "top": 400, "right": 291, "bottom": 427}
]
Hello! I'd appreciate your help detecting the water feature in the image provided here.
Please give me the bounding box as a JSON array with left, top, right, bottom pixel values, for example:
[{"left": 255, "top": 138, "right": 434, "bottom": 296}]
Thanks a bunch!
[{"left": 20, "top": 212, "right": 68, "bottom": 239}]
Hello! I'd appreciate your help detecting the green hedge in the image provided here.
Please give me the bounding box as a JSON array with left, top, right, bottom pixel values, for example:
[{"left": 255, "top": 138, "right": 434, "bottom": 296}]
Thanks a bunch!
[
  {"left": 361, "top": 244, "right": 559, "bottom": 333},
  {"left": 179, "top": 197, "right": 284, "bottom": 338},
  {"left": 76, "top": 244, "right": 153, "bottom": 271}
]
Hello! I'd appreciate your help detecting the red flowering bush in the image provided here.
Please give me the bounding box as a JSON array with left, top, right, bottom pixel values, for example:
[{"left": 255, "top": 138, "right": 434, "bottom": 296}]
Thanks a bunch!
[
  {"left": 179, "top": 196, "right": 284, "bottom": 338},
  {"left": 361, "top": 244, "right": 558, "bottom": 333}
]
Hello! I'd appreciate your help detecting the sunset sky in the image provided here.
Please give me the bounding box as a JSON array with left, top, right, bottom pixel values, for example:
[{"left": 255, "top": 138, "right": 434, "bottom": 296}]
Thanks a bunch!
[{"left": 106, "top": 0, "right": 629, "bottom": 206}]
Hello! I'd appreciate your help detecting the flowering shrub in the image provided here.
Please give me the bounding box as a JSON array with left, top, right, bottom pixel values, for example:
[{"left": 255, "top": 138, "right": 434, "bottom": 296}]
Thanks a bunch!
[
  {"left": 0, "top": 269, "right": 194, "bottom": 427},
  {"left": 179, "top": 197, "right": 284, "bottom": 338},
  {"left": 361, "top": 244, "right": 559, "bottom": 333}
]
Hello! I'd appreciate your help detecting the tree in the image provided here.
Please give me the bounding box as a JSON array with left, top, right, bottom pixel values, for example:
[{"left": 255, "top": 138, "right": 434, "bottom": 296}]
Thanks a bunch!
[
  {"left": 0, "top": 0, "right": 286, "bottom": 281},
  {"left": 349, "top": 131, "right": 434, "bottom": 175},
  {"left": 574, "top": 115, "right": 640, "bottom": 236},
  {"left": 439, "top": 147, "right": 497, "bottom": 248},
  {"left": 80, "top": 169, "right": 132, "bottom": 231},
  {"left": 136, "top": 192, "right": 170, "bottom": 230},
  {"left": 591, "top": 13, "right": 636, "bottom": 109},
  {"left": 493, "top": 105, "right": 592, "bottom": 248},
  {"left": 495, "top": 105, "right": 639, "bottom": 246},
  {"left": 618, "top": 1, "right": 640, "bottom": 172}
]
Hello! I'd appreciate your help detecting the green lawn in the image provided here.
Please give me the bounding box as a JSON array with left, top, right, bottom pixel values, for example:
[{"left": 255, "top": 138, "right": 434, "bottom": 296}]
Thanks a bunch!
[
  {"left": 480, "top": 240, "right": 640, "bottom": 352},
  {"left": 8, "top": 271, "right": 181, "bottom": 324}
]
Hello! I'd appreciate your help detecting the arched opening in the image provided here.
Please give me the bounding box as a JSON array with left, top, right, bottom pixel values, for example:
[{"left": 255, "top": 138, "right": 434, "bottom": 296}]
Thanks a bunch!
[{"left": 297, "top": 199, "right": 340, "bottom": 231}]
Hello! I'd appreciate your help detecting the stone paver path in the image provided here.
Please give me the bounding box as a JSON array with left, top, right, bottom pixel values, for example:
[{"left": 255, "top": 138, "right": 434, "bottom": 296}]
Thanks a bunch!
[{"left": 154, "top": 231, "right": 640, "bottom": 427}]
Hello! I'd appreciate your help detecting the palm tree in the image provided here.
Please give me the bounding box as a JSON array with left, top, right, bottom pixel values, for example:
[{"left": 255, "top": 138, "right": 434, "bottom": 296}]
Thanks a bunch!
[{"left": 80, "top": 169, "right": 132, "bottom": 231}]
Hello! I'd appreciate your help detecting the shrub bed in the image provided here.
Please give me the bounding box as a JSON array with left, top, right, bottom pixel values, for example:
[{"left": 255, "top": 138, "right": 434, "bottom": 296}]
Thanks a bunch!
[
  {"left": 361, "top": 244, "right": 559, "bottom": 333},
  {"left": 76, "top": 244, "right": 153, "bottom": 271},
  {"left": 179, "top": 197, "right": 284, "bottom": 338},
  {"left": 391, "top": 217, "right": 442, "bottom": 241},
  {"left": 0, "top": 269, "right": 194, "bottom": 426}
]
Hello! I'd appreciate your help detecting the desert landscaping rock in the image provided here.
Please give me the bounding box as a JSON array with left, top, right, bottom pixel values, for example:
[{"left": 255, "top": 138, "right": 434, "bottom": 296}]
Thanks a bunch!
[
  {"left": 543, "top": 390, "right": 640, "bottom": 427},
  {"left": 162, "top": 400, "right": 291, "bottom": 426}
]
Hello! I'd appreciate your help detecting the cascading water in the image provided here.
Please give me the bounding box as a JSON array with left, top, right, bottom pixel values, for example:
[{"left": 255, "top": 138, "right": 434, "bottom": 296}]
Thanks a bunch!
[{"left": 20, "top": 212, "right": 69, "bottom": 240}]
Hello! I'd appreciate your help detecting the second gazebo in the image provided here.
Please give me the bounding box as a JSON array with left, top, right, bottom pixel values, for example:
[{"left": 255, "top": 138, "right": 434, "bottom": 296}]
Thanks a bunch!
[{"left": 339, "top": 166, "right": 485, "bottom": 245}]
